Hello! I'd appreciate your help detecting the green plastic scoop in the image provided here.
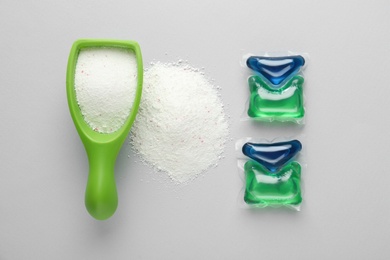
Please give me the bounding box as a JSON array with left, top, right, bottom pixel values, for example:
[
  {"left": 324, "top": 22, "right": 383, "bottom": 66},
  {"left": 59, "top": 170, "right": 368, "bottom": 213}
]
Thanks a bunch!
[{"left": 66, "top": 39, "right": 143, "bottom": 220}]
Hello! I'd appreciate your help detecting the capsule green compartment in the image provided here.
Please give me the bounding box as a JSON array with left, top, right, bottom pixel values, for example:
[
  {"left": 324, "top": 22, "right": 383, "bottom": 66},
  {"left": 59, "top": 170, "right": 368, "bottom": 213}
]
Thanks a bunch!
[
  {"left": 244, "top": 160, "right": 302, "bottom": 207},
  {"left": 247, "top": 75, "right": 304, "bottom": 121},
  {"left": 66, "top": 39, "right": 143, "bottom": 220}
]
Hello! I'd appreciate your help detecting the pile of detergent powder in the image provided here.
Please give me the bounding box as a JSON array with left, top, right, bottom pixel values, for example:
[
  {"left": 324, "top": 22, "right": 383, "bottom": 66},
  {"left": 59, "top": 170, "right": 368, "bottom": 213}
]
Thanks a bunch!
[
  {"left": 130, "top": 61, "right": 229, "bottom": 183},
  {"left": 75, "top": 48, "right": 229, "bottom": 184}
]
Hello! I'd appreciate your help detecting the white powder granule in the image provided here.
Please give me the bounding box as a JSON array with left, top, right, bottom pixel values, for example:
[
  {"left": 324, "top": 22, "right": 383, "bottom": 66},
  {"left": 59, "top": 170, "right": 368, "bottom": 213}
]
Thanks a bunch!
[
  {"left": 74, "top": 47, "right": 137, "bottom": 133},
  {"left": 130, "top": 61, "right": 229, "bottom": 183}
]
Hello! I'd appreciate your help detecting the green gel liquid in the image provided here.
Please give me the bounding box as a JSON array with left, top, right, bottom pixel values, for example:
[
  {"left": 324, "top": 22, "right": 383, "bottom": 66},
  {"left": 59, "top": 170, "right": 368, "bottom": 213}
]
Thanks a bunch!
[
  {"left": 247, "top": 75, "right": 304, "bottom": 120},
  {"left": 244, "top": 160, "right": 302, "bottom": 207}
]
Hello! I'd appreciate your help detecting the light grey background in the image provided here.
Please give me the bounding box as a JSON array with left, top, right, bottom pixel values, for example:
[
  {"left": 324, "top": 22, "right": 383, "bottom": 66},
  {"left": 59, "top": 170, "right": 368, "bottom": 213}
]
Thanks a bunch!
[{"left": 1, "top": 0, "right": 389, "bottom": 259}]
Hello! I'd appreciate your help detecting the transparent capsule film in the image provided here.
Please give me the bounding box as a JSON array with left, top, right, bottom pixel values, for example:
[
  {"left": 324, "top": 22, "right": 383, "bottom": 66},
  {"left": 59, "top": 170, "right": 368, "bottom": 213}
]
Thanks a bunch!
[
  {"left": 240, "top": 52, "right": 309, "bottom": 124},
  {"left": 236, "top": 137, "right": 306, "bottom": 211}
]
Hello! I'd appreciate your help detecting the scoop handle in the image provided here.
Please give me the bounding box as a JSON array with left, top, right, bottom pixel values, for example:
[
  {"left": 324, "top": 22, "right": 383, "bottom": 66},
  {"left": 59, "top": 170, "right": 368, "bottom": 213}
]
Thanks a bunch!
[{"left": 85, "top": 146, "right": 118, "bottom": 220}]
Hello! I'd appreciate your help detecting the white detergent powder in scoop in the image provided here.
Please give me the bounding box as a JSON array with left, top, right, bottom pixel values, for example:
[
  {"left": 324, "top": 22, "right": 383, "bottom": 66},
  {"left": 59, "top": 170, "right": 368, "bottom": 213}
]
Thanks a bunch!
[
  {"left": 130, "top": 61, "right": 229, "bottom": 183},
  {"left": 74, "top": 47, "right": 137, "bottom": 133}
]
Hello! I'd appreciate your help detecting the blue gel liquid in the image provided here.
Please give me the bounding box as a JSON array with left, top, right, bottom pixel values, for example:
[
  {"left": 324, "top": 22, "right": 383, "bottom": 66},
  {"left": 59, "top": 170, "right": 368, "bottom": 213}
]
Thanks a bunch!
[
  {"left": 246, "top": 56, "right": 305, "bottom": 86},
  {"left": 242, "top": 140, "right": 302, "bottom": 172}
]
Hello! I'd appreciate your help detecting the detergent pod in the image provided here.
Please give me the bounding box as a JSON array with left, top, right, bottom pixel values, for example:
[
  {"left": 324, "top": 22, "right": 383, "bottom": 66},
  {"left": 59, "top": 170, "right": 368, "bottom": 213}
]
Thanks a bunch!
[
  {"left": 236, "top": 138, "right": 305, "bottom": 211},
  {"left": 243, "top": 53, "right": 308, "bottom": 124}
]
